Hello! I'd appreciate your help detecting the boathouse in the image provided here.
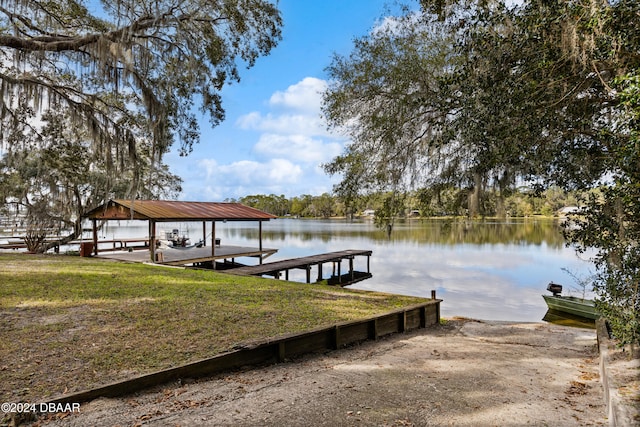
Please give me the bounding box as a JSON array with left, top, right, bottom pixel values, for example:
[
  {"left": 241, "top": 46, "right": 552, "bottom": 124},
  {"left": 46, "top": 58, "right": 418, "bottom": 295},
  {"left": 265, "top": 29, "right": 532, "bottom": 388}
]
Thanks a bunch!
[{"left": 84, "top": 199, "right": 277, "bottom": 265}]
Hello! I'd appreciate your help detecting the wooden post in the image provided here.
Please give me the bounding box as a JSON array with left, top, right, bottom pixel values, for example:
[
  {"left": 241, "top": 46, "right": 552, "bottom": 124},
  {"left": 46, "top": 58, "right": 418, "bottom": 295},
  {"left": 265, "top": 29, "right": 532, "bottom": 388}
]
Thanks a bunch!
[
  {"left": 202, "top": 221, "right": 206, "bottom": 247},
  {"left": 370, "top": 318, "right": 378, "bottom": 340},
  {"left": 211, "top": 221, "right": 216, "bottom": 269},
  {"left": 258, "top": 221, "right": 263, "bottom": 265},
  {"left": 149, "top": 220, "right": 156, "bottom": 262},
  {"left": 92, "top": 219, "right": 98, "bottom": 256},
  {"left": 349, "top": 257, "right": 354, "bottom": 281},
  {"left": 431, "top": 290, "right": 440, "bottom": 322},
  {"left": 333, "top": 325, "right": 341, "bottom": 350},
  {"left": 277, "top": 342, "right": 286, "bottom": 362},
  {"left": 306, "top": 265, "right": 311, "bottom": 283},
  {"left": 420, "top": 306, "right": 427, "bottom": 328},
  {"left": 317, "top": 263, "right": 323, "bottom": 282}
]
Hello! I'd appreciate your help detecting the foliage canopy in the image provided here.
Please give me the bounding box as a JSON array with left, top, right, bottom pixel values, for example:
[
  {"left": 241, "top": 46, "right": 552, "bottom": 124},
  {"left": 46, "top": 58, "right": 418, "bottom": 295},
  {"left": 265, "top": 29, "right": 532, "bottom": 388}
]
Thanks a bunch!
[
  {"left": 323, "top": 0, "right": 640, "bottom": 344},
  {"left": 0, "top": 0, "right": 282, "bottom": 157},
  {"left": 0, "top": 0, "right": 282, "bottom": 250}
]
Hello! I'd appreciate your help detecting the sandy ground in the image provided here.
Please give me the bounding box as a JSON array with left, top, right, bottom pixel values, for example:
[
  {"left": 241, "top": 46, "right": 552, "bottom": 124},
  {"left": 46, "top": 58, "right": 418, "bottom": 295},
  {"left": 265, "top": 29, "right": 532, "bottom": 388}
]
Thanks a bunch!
[{"left": 32, "top": 319, "right": 607, "bottom": 427}]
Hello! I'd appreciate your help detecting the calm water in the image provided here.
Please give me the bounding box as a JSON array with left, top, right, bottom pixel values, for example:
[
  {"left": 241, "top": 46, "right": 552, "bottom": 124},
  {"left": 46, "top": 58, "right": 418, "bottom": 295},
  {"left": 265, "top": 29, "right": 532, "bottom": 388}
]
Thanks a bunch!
[
  {"left": 96, "top": 217, "right": 594, "bottom": 322},
  {"left": 0, "top": 218, "right": 591, "bottom": 322}
]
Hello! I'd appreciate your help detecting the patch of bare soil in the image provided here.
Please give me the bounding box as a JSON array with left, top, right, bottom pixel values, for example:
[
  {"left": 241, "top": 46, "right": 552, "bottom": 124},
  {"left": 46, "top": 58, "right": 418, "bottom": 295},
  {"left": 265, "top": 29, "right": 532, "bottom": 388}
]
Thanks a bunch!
[
  {"left": 1, "top": 304, "right": 152, "bottom": 406},
  {"left": 26, "top": 320, "right": 607, "bottom": 427}
]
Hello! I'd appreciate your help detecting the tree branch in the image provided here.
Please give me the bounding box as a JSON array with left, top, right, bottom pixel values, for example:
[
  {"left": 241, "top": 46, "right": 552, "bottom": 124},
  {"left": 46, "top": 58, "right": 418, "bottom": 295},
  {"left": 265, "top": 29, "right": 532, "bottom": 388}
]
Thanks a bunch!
[{"left": 0, "top": 9, "right": 229, "bottom": 53}]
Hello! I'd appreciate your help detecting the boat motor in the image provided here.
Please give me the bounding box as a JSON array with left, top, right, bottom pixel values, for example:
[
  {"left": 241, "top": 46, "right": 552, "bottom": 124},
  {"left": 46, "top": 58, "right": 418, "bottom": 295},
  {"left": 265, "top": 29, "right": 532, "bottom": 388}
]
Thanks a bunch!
[{"left": 547, "top": 282, "right": 562, "bottom": 296}]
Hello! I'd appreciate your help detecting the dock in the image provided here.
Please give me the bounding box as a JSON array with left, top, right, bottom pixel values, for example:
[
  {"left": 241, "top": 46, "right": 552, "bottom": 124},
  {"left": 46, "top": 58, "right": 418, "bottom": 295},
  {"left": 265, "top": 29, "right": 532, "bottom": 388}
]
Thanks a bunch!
[
  {"left": 227, "top": 250, "right": 372, "bottom": 286},
  {"left": 97, "top": 247, "right": 372, "bottom": 287},
  {"left": 96, "top": 244, "right": 278, "bottom": 266},
  {"left": 84, "top": 199, "right": 277, "bottom": 263}
]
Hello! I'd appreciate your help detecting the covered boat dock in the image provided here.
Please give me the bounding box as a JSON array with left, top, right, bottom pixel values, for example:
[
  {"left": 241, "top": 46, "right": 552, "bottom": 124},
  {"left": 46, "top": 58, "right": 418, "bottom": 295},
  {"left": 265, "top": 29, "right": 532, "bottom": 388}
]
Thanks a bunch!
[{"left": 84, "top": 199, "right": 277, "bottom": 266}]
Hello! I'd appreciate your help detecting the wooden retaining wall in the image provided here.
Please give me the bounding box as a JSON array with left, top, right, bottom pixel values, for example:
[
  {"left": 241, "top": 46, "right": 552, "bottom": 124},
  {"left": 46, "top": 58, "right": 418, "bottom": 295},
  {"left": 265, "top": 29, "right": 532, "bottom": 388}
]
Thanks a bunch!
[{"left": 47, "top": 300, "right": 441, "bottom": 406}]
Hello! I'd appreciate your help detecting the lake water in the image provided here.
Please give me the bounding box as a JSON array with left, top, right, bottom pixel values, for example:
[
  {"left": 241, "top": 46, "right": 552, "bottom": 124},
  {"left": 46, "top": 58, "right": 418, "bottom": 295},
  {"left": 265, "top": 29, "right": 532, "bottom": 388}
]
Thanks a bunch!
[
  {"left": 96, "top": 217, "right": 594, "bottom": 322},
  {"left": 1, "top": 218, "right": 592, "bottom": 322}
]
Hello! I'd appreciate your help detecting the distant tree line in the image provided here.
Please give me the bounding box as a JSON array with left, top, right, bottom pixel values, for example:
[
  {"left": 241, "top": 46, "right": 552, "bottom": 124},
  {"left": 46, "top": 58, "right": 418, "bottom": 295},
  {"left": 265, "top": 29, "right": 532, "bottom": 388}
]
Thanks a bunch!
[{"left": 230, "top": 186, "right": 584, "bottom": 219}]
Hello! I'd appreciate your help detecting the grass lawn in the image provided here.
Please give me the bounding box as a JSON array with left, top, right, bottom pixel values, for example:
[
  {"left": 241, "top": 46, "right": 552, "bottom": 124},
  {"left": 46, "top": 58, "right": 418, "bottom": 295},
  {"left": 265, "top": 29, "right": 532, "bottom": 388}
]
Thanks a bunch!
[{"left": 0, "top": 253, "right": 427, "bottom": 402}]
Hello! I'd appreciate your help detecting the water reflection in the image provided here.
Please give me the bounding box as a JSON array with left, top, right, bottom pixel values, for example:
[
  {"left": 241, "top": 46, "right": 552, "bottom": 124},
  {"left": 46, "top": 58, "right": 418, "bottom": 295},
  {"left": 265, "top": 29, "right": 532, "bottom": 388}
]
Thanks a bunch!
[
  {"left": 542, "top": 309, "right": 595, "bottom": 329},
  {"left": 100, "top": 218, "right": 593, "bottom": 322},
  {"left": 224, "top": 218, "right": 567, "bottom": 247}
]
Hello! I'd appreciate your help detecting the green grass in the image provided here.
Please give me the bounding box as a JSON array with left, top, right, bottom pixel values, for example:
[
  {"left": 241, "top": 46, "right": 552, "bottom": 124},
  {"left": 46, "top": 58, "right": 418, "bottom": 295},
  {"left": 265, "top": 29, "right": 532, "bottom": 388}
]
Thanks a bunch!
[{"left": 0, "top": 253, "right": 427, "bottom": 401}]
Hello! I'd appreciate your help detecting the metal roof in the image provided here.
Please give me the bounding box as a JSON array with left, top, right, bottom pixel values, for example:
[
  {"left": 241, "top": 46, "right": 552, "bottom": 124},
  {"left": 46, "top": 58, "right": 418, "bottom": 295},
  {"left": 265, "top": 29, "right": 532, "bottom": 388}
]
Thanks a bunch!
[{"left": 84, "top": 199, "right": 277, "bottom": 222}]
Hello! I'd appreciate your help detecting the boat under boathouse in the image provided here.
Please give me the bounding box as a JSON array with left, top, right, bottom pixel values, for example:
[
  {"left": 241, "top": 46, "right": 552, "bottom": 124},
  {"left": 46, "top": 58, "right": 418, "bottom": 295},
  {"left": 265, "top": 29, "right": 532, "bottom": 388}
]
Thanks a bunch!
[{"left": 83, "top": 199, "right": 278, "bottom": 266}]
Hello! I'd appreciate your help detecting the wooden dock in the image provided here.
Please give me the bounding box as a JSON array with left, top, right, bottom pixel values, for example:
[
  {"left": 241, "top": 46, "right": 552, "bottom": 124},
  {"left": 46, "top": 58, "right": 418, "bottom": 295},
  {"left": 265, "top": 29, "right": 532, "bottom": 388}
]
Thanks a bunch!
[
  {"left": 227, "top": 250, "right": 372, "bottom": 286},
  {"left": 97, "top": 244, "right": 278, "bottom": 266}
]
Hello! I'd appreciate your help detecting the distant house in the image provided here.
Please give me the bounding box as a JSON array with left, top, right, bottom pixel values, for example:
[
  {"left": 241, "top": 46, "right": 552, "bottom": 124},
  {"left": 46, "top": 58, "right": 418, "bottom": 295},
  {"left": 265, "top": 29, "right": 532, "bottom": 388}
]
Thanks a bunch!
[
  {"left": 362, "top": 209, "right": 375, "bottom": 217},
  {"left": 558, "top": 206, "right": 580, "bottom": 216}
]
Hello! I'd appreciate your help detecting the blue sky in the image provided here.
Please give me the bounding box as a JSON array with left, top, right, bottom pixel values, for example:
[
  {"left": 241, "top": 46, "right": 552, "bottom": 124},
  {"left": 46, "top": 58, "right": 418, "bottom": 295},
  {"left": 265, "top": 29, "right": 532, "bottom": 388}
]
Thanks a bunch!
[{"left": 166, "top": 0, "right": 400, "bottom": 201}]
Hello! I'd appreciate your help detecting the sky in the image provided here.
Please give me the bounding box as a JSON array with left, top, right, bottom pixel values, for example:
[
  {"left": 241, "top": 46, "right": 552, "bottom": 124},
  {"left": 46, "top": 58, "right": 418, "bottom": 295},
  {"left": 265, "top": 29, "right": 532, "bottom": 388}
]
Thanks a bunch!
[{"left": 165, "top": 0, "right": 401, "bottom": 201}]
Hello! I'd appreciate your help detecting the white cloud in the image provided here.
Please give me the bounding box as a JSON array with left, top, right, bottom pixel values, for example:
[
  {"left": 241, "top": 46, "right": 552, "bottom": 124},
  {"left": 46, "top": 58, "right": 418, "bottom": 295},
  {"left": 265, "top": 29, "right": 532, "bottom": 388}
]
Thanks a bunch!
[
  {"left": 199, "top": 158, "right": 219, "bottom": 180},
  {"left": 254, "top": 134, "right": 342, "bottom": 164},
  {"left": 268, "top": 77, "right": 328, "bottom": 112},
  {"left": 184, "top": 77, "right": 348, "bottom": 200},
  {"left": 200, "top": 158, "right": 302, "bottom": 186},
  {"left": 236, "top": 77, "right": 335, "bottom": 137},
  {"left": 186, "top": 155, "right": 339, "bottom": 200},
  {"left": 236, "top": 111, "right": 330, "bottom": 137}
]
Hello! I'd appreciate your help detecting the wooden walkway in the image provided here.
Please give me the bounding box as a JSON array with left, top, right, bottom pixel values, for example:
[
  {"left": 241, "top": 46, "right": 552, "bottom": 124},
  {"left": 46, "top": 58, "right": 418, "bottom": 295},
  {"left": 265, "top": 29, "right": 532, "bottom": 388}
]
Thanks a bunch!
[
  {"left": 227, "top": 250, "right": 372, "bottom": 286},
  {"left": 97, "top": 245, "right": 278, "bottom": 266}
]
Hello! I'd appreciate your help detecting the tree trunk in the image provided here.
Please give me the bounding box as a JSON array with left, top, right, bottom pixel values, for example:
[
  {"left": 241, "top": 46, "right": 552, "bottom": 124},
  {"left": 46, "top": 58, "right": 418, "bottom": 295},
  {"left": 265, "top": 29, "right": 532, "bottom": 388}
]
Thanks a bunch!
[
  {"left": 468, "top": 172, "right": 482, "bottom": 218},
  {"left": 495, "top": 194, "right": 506, "bottom": 218},
  {"left": 39, "top": 230, "right": 80, "bottom": 253}
]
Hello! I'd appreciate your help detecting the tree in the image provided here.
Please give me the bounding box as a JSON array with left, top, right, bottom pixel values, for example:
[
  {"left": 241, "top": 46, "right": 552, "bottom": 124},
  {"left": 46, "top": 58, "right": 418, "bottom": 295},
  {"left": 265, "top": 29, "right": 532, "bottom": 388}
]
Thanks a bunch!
[
  {"left": 0, "top": 0, "right": 282, "bottom": 160},
  {"left": 567, "top": 72, "right": 640, "bottom": 345},
  {"left": 323, "top": 7, "right": 461, "bottom": 230},
  {"left": 323, "top": 0, "right": 623, "bottom": 214},
  {"left": 1, "top": 0, "right": 282, "bottom": 251},
  {"left": 0, "top": 105, "right": 182, "bottom": 252},
  {"left": 289, "top": 195, "right": 311, "bottom": 217},
  {"left": 311, "top": 193, "right": 335, "bottom": 219},
  {"left": 539, "top": 0, "right": 640, "bottom": 345},
  {"left": 323, "top": 0, "right": 640, "bottom": 343},
  {"left": 323, "top": 1, "right": 556, "bottom": 222},
  {"left": 239, "top": 194, "right": 289, "bottom": 216}
]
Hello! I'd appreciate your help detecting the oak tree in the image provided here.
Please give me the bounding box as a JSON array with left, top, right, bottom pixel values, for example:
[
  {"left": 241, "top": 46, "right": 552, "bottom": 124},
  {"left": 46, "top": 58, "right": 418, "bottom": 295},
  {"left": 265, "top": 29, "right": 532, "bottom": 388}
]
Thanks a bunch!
[
  {"left": 324, "top": 0, "right": 640, "bottom": 343},
  {"left": 1, "top": 0, "right": 282, "bottom": 159},
  {"left": 1, "top": 0, "right": 282, "bottom": 250}
]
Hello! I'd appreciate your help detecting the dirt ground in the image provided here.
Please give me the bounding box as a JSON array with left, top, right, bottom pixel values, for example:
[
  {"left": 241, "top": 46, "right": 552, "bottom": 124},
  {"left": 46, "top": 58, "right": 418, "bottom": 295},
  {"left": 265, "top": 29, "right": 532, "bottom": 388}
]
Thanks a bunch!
[{"left": 31, "top": 319, "right": 607, "bottom": 427}]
